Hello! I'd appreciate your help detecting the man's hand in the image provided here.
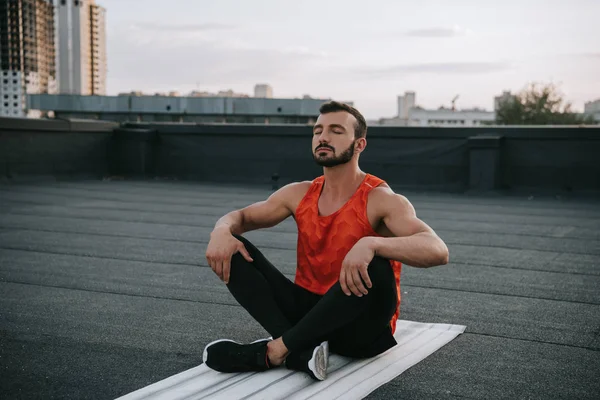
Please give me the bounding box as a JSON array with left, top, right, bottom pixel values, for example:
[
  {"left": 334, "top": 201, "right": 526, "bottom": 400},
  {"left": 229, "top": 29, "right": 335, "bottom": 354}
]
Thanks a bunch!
[
  {"left": 205, "top": 229, "right": 253, "bottom": 284},
  {"left": 339, "top": 237, "right": 375, "bottom": 297}
]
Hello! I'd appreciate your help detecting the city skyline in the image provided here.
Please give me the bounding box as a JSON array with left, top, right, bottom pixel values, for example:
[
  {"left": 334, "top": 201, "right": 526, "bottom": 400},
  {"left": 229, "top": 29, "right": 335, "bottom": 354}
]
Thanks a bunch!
[
  {"left": 100, "top": 0, "right": 598, "bottom": 119},
  {"left": 0, "top": 0, "right": 108, "bottom": 117}
]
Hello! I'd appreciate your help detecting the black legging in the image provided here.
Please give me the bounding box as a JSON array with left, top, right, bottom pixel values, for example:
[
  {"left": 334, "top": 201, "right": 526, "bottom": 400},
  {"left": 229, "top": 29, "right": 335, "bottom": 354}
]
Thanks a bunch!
[{"left": 226, "top": 235, "right": 398, "bottom": 358}]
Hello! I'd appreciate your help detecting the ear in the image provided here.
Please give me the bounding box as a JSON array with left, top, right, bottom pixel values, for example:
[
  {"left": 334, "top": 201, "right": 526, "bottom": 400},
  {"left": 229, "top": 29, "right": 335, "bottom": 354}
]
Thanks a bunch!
[{"left": 355, "top": 138, "right": 367, "bottom": 153}]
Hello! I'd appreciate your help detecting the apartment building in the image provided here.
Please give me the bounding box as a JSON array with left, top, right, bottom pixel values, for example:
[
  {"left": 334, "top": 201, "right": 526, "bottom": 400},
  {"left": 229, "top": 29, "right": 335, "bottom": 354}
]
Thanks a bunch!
[{"left": 55, "top": 0, "right": 106, "bottom": 95}]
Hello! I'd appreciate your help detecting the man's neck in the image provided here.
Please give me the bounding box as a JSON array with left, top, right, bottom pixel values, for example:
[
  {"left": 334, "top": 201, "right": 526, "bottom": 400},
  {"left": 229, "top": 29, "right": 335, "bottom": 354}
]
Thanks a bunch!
[{"left": 321, "top": 163, "right": 366, "bottom": 201}]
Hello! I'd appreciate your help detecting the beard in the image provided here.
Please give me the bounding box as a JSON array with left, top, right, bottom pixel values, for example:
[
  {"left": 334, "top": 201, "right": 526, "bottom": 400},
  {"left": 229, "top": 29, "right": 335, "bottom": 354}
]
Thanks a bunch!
[{"left": 313, "top": 140, "right": 356, "bottom": 167}]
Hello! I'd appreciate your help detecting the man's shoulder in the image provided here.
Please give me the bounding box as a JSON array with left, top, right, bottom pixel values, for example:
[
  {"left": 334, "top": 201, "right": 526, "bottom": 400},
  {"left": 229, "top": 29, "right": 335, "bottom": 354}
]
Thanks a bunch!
[
  {"left": 367, "top": 185, "right": 413, "bottom": 214},
  {"left": 368, "top": 183, "right": 394, "bottom": 199},
  {"left": 274, "top": 180, "right": 313, "bottom": 208},
  {"left": 283, "top": 180, "right": 313, "bottom": 193}
]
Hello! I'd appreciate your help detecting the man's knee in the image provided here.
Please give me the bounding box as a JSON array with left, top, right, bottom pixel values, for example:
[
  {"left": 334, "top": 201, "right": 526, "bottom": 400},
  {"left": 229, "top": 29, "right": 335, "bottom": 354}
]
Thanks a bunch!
[
  {"left": 233, "top": 234, "right": 259, "bottom": 254},
  {"left": 368, "top": 256, "right": 394, "bottom": 276},
  {"left": 227, "top": 235, "right": 251, "bottom": 279},
  {"left": 331, "top": 257, "right": 395, "bottom": 297},
  {"left": 229, "top": 235, "right": 261, "bottom": 278},
  {"left": 367, "top": 256, "right": 396, "bottom": 290},
  {"left": 229, "top": 250, "right": 258, "bottom": 286},
  {"left": 232, "top": 233, "right": 248, "bottom": 246}
]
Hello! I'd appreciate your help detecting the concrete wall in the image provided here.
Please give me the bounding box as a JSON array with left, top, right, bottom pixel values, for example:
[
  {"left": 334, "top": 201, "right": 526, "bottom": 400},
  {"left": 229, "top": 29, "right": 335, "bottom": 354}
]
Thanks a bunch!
[
  {"left": 0, "top": 117, "right": 117, "bottom": 180},
  {"left": 116, "top": 123, "right": 469, "bottom": 190},
  {"left": 118, "top": 123, "right": 600, "bottom": 192},
  {"left": 499, "top": 128, "right": 600, "bottom": 192},
  {"left": 2, "top": 118, "right": 599, "bottom": 193}
]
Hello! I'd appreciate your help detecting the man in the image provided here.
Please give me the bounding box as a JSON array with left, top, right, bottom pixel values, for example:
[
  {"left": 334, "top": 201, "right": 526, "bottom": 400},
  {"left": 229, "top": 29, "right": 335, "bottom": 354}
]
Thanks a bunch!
[{"left": 203, "top": 101, "right": 449, "bottom": 381}]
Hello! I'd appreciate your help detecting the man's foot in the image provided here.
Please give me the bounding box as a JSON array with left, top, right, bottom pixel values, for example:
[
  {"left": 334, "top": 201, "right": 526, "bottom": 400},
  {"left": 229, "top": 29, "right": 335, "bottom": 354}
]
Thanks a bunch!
[
  {"left": 285, "top": 341, "right": 329, "bottom": 381},
  {"left": 202, "top": 338, "right": 271, "bottom": 373}
]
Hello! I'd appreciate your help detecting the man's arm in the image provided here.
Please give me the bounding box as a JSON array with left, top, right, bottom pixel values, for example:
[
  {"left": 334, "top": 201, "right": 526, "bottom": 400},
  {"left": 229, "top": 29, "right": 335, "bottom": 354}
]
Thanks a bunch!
[
  {"left": 339, "top": 188, "right": 449, "bottom": 296},
  {"left": 368, "top": 189, "right": 449, "bottom": 268},
  {"left": 206, "top": 182, "right": 308, "bottom": 283},
  {"left": 211, "top": 182, "right": 305, "bottom": 236}
]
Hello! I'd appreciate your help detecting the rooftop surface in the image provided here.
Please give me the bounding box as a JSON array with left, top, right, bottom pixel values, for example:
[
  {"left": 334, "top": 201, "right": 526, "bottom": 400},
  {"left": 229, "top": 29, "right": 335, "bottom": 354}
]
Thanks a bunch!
[{"left": 1, "top": 180, "right": 599, "bottom": 399}]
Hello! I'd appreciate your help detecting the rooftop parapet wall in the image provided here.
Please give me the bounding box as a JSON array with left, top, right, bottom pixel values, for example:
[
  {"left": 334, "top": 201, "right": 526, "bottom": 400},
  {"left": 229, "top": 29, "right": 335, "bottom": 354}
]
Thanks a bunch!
[
  {"left": 0, "top": 117, "right": 117, "bottom": 180},
  {"left": 1, "top": 117, "right": 599, "bottom": 193}
]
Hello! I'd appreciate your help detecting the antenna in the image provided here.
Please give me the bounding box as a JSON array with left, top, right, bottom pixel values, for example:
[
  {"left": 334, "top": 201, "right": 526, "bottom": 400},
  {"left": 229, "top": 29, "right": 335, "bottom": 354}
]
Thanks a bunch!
[{"left": 451, "top": 95, "right": 459, "bottom": 111}]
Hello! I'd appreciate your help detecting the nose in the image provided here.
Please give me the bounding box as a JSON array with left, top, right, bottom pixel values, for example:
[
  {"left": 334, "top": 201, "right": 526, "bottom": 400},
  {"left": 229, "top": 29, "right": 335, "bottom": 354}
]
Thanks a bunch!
[{"left": 318, "top": 130, "right": 332, "bottom": 142}]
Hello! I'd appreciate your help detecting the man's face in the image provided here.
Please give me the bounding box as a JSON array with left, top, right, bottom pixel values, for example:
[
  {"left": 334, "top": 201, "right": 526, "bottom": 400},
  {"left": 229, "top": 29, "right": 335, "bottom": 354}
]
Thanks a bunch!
[{"left": 312, "top": 111, "right": 358, "bottom": 167}]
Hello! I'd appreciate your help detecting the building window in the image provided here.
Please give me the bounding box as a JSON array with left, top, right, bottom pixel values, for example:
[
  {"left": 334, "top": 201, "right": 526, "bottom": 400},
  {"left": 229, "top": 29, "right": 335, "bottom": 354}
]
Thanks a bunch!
[
  {"left": 14, "top": 103, "right": 18, "bottom": 107},
  {"left": 12, "top": 72, "right": 17, "bottom": 76},
  {"left": 3, "top": 103, "right": 8, "bottom": 107},
  {"left": 13, "top": 80, "right": 17, "bottom": 84},
  {"left": 13, "top": 95, "right": 17, "bottom": 99},
  {"left": 3, "top": 95, "right": 7, "bottom": 99},
  {"left": 2, "top": 80, "right": 7, "bottom": 84},
  {"left": 61, "top": 0, "right": 66, "bottom": 5}
]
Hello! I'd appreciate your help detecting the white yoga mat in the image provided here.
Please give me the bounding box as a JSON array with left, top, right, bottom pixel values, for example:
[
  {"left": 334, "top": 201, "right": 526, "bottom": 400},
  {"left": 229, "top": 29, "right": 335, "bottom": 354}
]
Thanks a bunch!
[{"left": 116, "top": 320, "right": 466, "bottom": 400}]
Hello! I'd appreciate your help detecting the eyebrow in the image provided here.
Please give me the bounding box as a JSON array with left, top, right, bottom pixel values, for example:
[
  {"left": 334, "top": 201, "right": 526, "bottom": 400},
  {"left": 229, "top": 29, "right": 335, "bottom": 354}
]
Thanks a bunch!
[{"left": 313, "top": 124, "right": 346, "bottom": 131}]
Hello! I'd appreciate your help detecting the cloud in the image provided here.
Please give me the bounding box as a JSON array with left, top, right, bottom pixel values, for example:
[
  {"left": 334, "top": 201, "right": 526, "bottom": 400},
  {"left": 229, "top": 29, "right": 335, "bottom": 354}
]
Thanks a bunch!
[
  {"left": 131, "top": 22, "right": 236, "bottom": 32},
  {"left": 578, "top": 52, "right": 600, "bottom": 59},
  {"left": 107, "top": 24, "right": 328, "bottom": 94},
  {"left": 405, "top": 25, "right": 471, "bottom": 38},
  {"left": 355, "top": 62, "right": 513, "bottom": 79}
]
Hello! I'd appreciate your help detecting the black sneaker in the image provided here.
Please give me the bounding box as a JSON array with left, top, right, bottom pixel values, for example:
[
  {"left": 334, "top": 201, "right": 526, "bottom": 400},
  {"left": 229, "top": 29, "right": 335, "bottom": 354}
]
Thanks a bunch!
[
  {"left": 202, "top": 338, "right": 272, "bottom": 373},
  {"left": 285, "top": 341, "right": 329, "bottom": 381}
]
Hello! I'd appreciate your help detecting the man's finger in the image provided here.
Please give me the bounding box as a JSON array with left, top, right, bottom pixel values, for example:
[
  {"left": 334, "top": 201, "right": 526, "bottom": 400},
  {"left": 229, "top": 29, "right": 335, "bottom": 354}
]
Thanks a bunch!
[
  {"left": 359, "top": 265, "right": 372, "bottom": 289},
  {"left": 352, "top": 268, "right": 368, "bottom": 295},
  {"left": 238, "top": 245, "right": 254, "bottom": 263},
  {"left": 223, "top": 257, "right": 231, "bottom": 284},
  {"left": 215, "top": 260, "right": 223, "bottom": 280},
  {"left": 340, "top": 269, "right": 351, "bottom": 296},
  {"left": 346, "top": 272, "right": 361, "bottom": 297}
]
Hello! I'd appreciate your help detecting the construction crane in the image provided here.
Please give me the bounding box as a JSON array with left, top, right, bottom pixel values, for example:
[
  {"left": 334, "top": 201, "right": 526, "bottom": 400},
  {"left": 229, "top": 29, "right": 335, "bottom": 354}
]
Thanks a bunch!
[{"left": 451, "top": 95, "right": 459, "bottom": 111}]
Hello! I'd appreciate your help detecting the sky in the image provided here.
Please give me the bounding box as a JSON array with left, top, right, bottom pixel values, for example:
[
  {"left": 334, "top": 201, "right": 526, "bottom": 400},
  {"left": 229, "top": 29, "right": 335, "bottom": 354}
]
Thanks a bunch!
[{"left": 100, "top": 0, "right": 600, "bottom": 119}]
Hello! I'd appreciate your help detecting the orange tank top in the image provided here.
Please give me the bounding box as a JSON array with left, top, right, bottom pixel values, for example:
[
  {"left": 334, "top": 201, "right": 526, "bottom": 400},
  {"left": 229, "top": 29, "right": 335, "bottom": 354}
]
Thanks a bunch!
[{"left": 294, "top": 173, "right": 402, "bottom": 334}]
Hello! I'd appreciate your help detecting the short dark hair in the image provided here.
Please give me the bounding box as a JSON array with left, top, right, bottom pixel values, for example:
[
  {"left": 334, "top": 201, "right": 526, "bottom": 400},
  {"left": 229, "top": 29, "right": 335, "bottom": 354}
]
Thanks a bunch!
[{"left": 319, "top": 101, "right": 367, "bottom": 139}]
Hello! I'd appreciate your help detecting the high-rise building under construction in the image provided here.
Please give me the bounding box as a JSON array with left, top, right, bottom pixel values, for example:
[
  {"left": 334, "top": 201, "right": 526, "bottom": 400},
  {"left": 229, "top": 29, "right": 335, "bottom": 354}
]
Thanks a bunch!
[{"left": 0, "top": 0, "right": 56, "bottom": 117}]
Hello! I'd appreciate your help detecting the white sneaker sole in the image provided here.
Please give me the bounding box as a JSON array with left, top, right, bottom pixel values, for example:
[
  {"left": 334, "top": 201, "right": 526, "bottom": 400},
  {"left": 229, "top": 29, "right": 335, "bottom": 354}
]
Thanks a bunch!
[{"left": 307, "top": 341, "right": 329, "bottom": 381}]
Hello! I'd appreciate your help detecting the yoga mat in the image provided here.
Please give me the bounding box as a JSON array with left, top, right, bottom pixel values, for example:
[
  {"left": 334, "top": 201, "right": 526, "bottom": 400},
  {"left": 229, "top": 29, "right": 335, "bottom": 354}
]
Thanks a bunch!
[{"left": 116, "top": 320, "right": 466, "bottom": 400}]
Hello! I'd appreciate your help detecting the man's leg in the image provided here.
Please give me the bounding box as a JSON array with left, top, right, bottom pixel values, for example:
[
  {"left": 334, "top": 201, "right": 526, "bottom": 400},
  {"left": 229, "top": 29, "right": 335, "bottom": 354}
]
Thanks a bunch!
[
  {"left": 281, "top": 256, "right": 398, "bottom": 358},
  {"left": 225, "top": 234, "right": 320, "bottom": 338},
  {"left": 203, "top": 235, "right": 320, "bottom": 374}
]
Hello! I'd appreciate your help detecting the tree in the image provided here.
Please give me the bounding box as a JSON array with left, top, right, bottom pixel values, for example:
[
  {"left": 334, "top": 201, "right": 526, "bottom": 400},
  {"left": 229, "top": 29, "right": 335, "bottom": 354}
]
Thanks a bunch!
[{"left": 495, "top": 83, "right": 596, "bottom": 125}]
